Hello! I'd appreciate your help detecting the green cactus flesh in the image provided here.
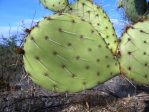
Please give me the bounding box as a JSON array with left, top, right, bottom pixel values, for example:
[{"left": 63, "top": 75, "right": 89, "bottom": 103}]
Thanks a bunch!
[
  {"left": 117, "top": 0, "right": 147, "bottom": 22},
  {"left": 40, "top": 0, "right": 68, "bottom": 11},
  {"left": 65, "top": 0, "right": 118, "bottom": 53},
  {"left": 23, "top": 14, "right": 119, "bottom": 93},
  {"left": 120, "top": 18, "right": 149, "bottom": 84}
]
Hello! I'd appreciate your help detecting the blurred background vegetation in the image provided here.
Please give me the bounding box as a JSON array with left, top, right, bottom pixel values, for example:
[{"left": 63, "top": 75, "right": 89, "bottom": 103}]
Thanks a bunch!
[{"left": 0, "top": 34, "right": 23, "bottom": 90}]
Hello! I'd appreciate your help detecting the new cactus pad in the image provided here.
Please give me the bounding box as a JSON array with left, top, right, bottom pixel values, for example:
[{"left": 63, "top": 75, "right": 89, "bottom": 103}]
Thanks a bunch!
[
  {"left": 120, "top": 18, "right": 149, "bottom": 84},
  {"left": 23, "top": 14, "right": 119, "bottom": 92},
  {"left": 65, "top": 0, "right": 118, "bottom": 53}
]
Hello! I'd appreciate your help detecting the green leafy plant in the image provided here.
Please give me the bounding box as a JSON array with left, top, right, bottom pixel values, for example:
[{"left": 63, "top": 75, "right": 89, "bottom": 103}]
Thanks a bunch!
[{"left": 22, "top": 0, "right": 149, "bottom": 92}]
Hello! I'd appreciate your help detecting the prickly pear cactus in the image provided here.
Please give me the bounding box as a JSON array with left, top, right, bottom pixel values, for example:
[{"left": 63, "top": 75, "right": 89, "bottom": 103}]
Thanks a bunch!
[
  {"left": 117, "top": 0, "right": 148, "bottom": 22},
  {"left": 23, "top": 14, "right": 119, "bottom": 92},
  {"left": 65, "top": 0, "right": 118, "bottom": 53},
  {"left": 40, "top": 0, "right": 68, "bottom": 11},
  {"left": 120, "top": 18, "right": 149, "bottom": 84},
  {"left": 22, "top": 0, "right": 149, "bottom": 93}
]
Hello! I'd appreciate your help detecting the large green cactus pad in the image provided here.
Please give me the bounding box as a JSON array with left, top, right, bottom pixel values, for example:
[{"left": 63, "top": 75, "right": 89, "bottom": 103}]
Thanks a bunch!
[
  {"left": 65, "top": 0, "right": 118, "bottom": 53},
  {"left": 23, "top": 14, "right": 119, "bottom": 93},
  {"left": 120, "top": 18, "right": 149, "bottom": 84},
  {"left": 40, "top": 0, "right": 68, "bottom": 11}
]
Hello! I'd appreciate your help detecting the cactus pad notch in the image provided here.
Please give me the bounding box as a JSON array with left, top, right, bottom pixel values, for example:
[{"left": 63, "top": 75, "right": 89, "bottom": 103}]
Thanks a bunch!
[
  {"left": 23, "top": 14, "right": 119, "bottom": 93},
  {"left": 120, "top": 18, "right": 149, "bottom": 85}
]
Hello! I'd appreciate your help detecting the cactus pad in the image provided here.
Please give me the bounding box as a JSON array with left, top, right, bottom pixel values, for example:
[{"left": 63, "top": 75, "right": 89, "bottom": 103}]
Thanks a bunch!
[
  {"left": 23, "top": 14, "right": 119, "bottom": 93},
  {"left": 40, "top": 0, "right": 68, "bottom": 11},
  {"left": 65, "top": 0, "right": 118, "bottom": 53},
  {"left": 117, "top": 0, "right": 147, "bottom": 22},
  {"left": 120, "top": 18, "right": 149, "bottom": 84}
]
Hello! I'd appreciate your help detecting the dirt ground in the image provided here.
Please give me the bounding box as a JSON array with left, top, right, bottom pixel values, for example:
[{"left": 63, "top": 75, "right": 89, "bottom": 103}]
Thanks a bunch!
[{"left": 1, "top": 76, "right": 149, "bottom": 112}]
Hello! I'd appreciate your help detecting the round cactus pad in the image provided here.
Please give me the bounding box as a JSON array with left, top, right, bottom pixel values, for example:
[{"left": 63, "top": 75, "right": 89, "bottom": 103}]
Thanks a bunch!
[
  {"left": 23, "top": 14, "right": 119, "bottom": 93},
  {"left": 120, "top": 19, "right": 149, "bottom": 84},
  {"left": 40, "top": 0, "right": 68, "bottom": 11}
]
